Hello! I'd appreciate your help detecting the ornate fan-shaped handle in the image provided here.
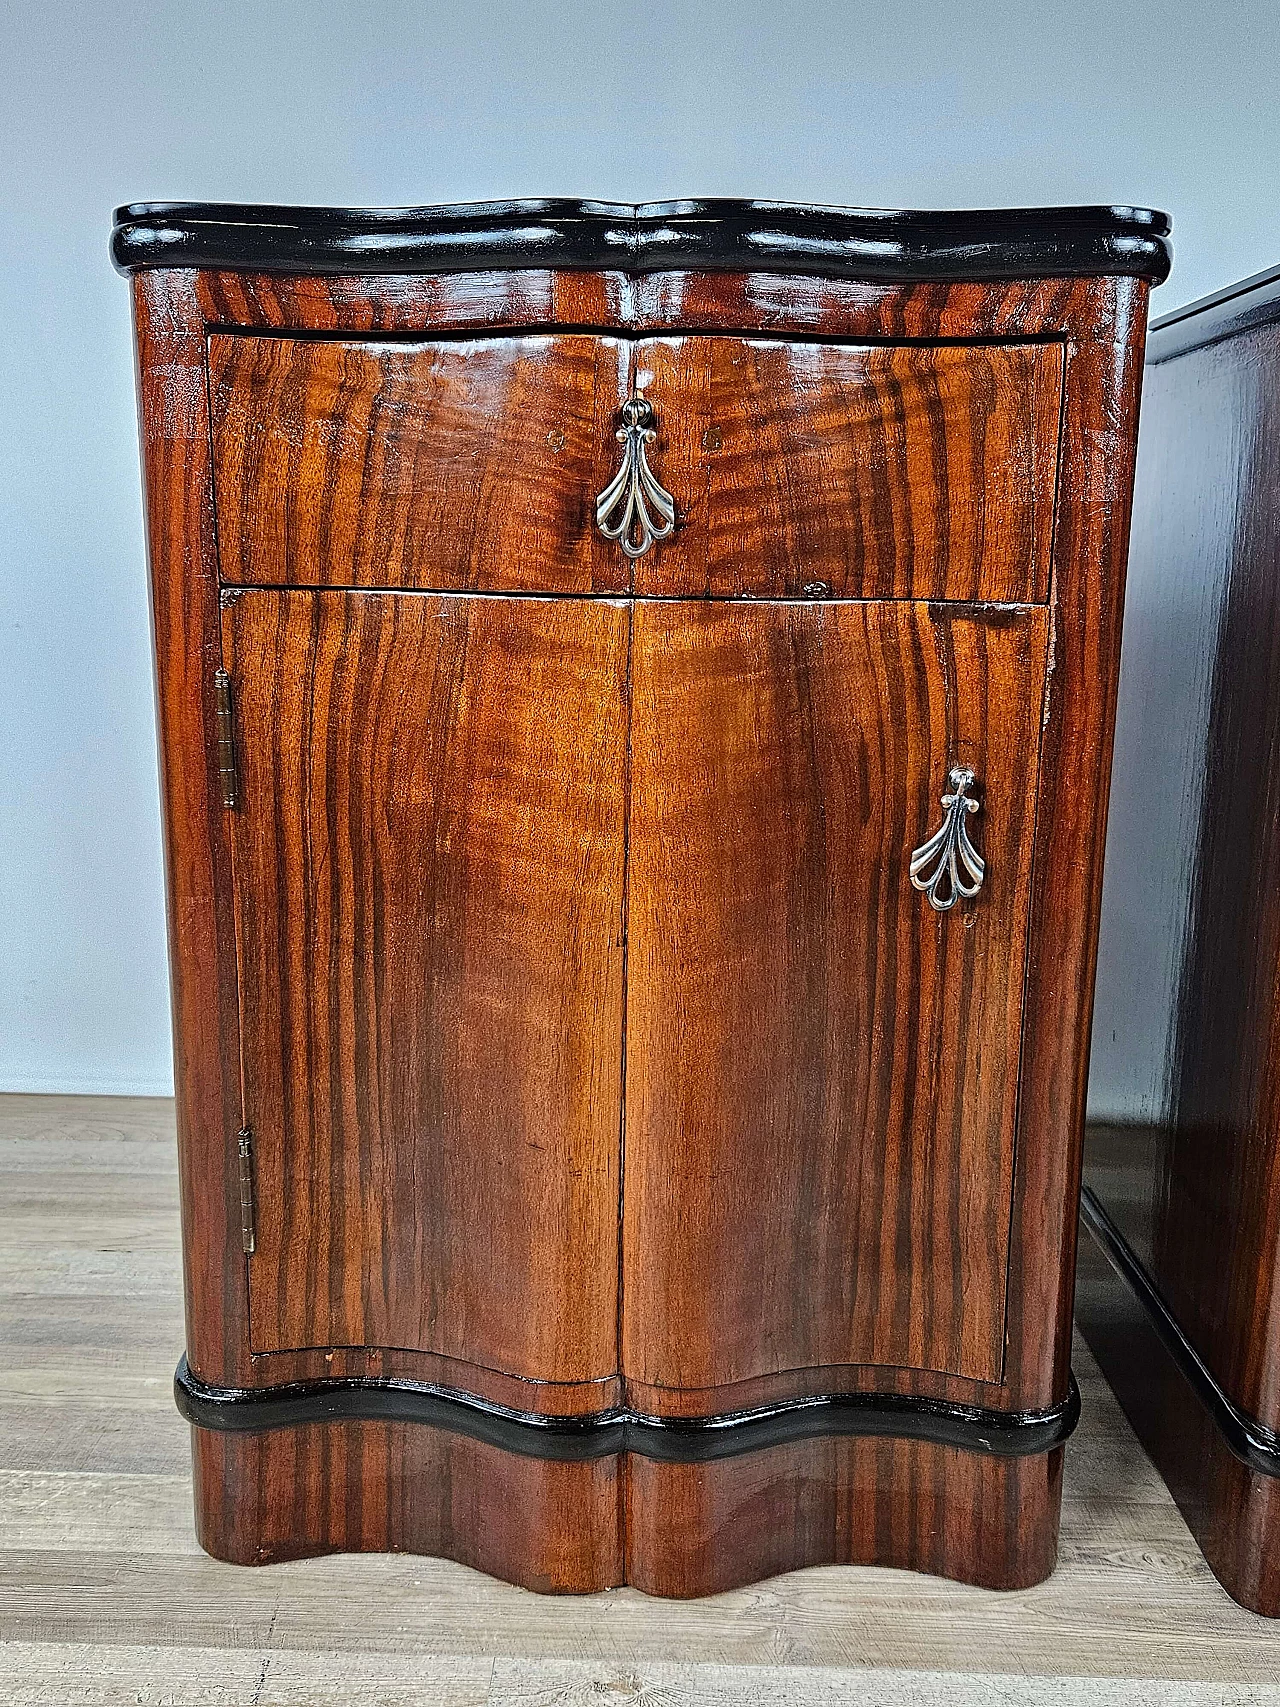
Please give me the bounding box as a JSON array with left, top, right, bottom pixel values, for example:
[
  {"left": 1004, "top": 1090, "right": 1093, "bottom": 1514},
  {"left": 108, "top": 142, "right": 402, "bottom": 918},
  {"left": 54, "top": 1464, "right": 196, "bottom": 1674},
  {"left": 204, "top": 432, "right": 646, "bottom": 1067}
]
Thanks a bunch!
[
  {"left": 595, "top": 395, "right": 676, "bottom": 559},
  {"left": 910, "top": 767, "right": 986, "bottom": 912}
]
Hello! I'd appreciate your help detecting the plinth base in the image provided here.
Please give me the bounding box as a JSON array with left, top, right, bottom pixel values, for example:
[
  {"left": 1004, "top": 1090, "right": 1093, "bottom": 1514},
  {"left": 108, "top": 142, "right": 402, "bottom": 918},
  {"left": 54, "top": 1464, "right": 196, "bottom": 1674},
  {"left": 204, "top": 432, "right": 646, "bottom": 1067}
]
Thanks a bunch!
[{"left": 182, "top": 1361, "right": 1074, "bottom": 1594}]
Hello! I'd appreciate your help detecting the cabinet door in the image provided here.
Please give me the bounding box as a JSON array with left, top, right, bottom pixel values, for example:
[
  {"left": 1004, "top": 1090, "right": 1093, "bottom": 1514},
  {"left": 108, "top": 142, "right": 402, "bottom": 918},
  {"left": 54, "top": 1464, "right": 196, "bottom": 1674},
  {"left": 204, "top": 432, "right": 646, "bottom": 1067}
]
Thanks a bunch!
[
  {"left": 224, "top": 590, "right": 628, "bottom": 1387},
  {"left": 623, "top": 600, "right": 1049, "bottom": 1392}
]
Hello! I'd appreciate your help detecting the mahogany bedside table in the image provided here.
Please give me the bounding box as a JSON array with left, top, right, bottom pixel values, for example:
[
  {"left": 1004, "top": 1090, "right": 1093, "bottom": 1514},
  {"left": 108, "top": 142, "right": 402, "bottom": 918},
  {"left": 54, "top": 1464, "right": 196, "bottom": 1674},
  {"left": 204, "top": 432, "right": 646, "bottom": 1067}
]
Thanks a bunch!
[{"left": 113, "top": 197, "right": 1169, "bottom": 1594}]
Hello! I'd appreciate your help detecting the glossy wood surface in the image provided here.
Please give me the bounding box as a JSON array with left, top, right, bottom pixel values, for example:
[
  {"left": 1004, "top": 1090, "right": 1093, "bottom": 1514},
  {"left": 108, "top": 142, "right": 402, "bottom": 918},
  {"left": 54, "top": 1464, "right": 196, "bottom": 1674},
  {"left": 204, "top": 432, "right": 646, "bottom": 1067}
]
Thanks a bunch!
[
  {"left": 225, "top": 590, "right": 627, "bottom": 1381},
  {"left": 112, "top": 197, "right": 1172, "bottom": 283},
  {"left": 192, "top": 1421, "right": 623, "bottom": 1589},
  {"left": 189, "top": 266, "right": 1122, "bottom": 345},
  {"left": 128, "top": 256, "right": 1155, "bottom": 1592},
  {"left": 132, "top": 271, "right": 249, "bottom": 1394},
  {"left": 625, "top": 600, "right": 1048, "bottom": 1393},
  {"left": 211, "top": 330, "right": 1060, "bottom": 604},
  {"left": 1000, "top": 280, "right": 1147, "bottom": 1413},
  {"left": 1150, "top": 319, "right": 1280, "bottom": 1425},
  {"left": 635, "top": 338, "right": 1061, "bottom": 601},
  {"left": 1083, "top": 289, "right": 1280, "bottom": 1613},
  {"left": 1076, "top": 1192, "right": 1280, "bottom": 1617},
  {"left": 192, "top": 1417, "right": 1061, "bottom": 1595},
  {"left": 209, "top": 333, "right": 627, "bottom": 593}
]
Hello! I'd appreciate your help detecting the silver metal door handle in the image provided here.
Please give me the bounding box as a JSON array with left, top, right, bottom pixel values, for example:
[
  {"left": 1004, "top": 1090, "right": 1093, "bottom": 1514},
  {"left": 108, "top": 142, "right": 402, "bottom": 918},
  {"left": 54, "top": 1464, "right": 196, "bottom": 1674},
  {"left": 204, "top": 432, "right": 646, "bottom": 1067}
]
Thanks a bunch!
[
  {"left": 910, "top": 767, "right": 986, "bottom": 912},
  {"left": 595, "top": 396, "right": 676, "bottom": 559}
]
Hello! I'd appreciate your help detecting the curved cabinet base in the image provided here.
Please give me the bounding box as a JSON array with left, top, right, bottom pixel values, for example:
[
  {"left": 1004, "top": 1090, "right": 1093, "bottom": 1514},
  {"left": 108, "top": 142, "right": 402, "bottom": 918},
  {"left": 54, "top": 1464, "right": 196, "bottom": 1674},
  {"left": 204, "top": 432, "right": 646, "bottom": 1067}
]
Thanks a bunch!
[{"left": 187, "top": 1380, "right": 1072, "bottom": 1594}]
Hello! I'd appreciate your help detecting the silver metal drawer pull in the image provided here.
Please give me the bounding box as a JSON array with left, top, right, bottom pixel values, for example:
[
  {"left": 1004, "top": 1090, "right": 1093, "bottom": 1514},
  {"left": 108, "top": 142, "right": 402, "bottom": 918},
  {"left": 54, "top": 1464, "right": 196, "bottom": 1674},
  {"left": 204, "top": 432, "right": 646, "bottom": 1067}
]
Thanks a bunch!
[
  {"left": 595, "top": 395, "right": 676, "bottom": 559},
  {"left": 910, "top": 767, "right": 986, "bottom": 912}
]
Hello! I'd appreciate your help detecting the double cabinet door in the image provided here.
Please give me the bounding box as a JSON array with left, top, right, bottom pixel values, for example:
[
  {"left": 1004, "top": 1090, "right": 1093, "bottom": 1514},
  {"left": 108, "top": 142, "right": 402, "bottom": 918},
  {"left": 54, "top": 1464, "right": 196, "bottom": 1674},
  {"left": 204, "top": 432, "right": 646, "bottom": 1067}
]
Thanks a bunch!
[{"left": 212, "top": 326, "right": 1058, "bottom": 1404}]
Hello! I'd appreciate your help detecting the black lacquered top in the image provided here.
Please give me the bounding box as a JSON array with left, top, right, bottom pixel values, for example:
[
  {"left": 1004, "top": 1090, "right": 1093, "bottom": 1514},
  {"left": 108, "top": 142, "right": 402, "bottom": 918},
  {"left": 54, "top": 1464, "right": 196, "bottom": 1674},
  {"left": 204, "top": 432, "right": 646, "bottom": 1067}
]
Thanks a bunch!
[{"left": 111, "top": 197, "right": 1172, "bottom": 283}]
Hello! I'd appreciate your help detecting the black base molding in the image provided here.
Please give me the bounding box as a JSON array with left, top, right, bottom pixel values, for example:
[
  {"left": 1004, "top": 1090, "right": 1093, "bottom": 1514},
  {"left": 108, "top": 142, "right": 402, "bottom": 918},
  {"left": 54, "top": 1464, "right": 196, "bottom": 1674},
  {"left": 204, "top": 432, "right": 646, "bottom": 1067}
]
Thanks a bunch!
[
  {"left": 1079, "top": 1187, "right": 1280, "bottom": 1479},
  {"left": 174, "top": 1355, "right": 1078, "bottom": 1465}
]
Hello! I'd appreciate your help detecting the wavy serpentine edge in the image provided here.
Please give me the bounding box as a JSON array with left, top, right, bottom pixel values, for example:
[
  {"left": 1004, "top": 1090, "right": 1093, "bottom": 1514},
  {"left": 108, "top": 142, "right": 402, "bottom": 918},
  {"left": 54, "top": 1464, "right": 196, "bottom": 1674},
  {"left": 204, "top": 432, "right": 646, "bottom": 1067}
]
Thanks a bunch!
[
  {"left": 175, "top": 1354, "right": 1080, "bottom": 1464},
  {"left": 112, "top": 198, "right": 1171, "bottom": 282}
]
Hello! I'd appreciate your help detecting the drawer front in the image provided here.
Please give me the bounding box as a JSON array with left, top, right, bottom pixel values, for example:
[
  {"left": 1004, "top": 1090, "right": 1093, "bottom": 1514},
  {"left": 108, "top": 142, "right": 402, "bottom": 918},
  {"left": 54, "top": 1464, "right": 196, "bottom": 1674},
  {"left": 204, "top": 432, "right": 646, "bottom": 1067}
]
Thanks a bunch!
[
  {"left": 634, "top": 336, "right": 1062, "bottom": 601},
  {"left": 211, "top": 330, "right": 1060, "bottom": 603},
  {"left": 623, "top": 599, "right": 1049, "bottom": 1391},
  {"left": 209, "top": 332, "right": 630, "bottom": 592}
]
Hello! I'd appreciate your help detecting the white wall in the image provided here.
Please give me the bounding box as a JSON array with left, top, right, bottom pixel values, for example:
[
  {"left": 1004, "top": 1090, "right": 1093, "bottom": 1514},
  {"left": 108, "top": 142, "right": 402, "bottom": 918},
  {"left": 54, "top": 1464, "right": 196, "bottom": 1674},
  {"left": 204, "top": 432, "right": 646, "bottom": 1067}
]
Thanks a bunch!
[{"left": 3, "top": 0, "right": 1279, "bottom": 1093}]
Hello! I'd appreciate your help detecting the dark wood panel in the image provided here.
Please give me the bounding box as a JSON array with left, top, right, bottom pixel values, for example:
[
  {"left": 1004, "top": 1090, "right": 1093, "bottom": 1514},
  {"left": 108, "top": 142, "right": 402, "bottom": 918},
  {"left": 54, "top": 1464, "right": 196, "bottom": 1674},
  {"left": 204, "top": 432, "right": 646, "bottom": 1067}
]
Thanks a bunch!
[
  {"left": 225, "top": 590, "right": 628, "bottom": 1387},
  {"left": 183, "top": 265, "right": 1150, "bottom": 1424},
  {"left": 1086, "top": 315, "right": 1280, "bottom": 1430},
  {"left": 1076, "top": 1196, "right": 1280, "bottom": 1617},
  {"left": 636, "top": 337, "right": 1061, "bottom": 601},
  {"left": 1150, "top": 319, "right": 1280, "bottom": 1425},
  {"left": 1081, "top": 284, "right": 1280, "bottom": 1615},
  {"left": 246, "top": 1344, "right": 620, "bottom": 1415},
  {"left": 209, "top": 333, "right": 628, "bottom": 592},
  {"left": 625, "top": 1434, "right": 1062, "bottom": 1596},
  {"left": 624, "top": 600, "right": 1049, "bottom": 1392}
]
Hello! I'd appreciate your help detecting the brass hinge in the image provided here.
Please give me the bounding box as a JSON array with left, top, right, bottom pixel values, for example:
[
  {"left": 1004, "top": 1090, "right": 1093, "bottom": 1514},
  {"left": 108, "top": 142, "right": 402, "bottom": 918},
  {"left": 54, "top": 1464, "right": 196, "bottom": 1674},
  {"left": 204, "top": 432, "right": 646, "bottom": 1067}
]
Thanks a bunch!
[
  {"left": 236, "top": 1127, "right": 256, "bottom": 1255},
  {"left": 213, "top": 668, "right": 238, "bottom": 810}
]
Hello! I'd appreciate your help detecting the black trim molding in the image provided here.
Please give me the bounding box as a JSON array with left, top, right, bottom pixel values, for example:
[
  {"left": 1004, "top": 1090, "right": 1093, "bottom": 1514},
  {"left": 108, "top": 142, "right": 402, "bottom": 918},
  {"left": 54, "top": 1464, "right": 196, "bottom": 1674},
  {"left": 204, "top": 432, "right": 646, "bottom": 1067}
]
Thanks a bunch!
[
  {"left": 112, "top": 198, "right": 1171, "bottom": 284},
  {"left": 174, "top": 1354, "right": 1078, "bottom": 1464},
  {"left": 1080, "top": 1187, "right": 1280, "bottom": 1479},
  {"left": 1148, "top": 260, "right": 1280, "bottom": 365}
]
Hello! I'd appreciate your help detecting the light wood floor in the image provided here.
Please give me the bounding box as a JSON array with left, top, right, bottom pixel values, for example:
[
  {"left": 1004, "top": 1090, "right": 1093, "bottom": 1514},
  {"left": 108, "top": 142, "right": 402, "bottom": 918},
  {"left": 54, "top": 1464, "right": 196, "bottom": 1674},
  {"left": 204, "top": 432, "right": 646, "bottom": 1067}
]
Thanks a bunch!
[{"left": 1, "top": 1094, "right": 1277, "bottom": 1705}]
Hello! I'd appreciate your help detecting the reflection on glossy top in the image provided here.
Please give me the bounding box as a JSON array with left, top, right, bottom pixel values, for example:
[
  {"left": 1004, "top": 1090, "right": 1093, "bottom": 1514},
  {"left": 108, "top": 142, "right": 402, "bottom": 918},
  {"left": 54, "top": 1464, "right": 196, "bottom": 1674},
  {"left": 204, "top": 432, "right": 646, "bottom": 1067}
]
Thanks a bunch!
[{"left": 111, "top": 196, "right": 1172, "bottom": 282}]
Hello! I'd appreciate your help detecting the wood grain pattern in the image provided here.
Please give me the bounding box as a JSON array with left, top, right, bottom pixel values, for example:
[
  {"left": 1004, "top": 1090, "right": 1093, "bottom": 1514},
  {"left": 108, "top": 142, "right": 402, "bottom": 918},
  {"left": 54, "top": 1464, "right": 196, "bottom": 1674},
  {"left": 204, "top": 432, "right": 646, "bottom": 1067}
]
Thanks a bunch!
[
  {"left": 187, "top": 273, "right": 1150, "bottom": 1418},
  {"left": 209, "top": 333, "right": 628, "bottom": 593},
  {"left": 210, "top": 330, "right": 1060, "bottom": 605},
  {"left": 190, "top": 267, "right": 1125, "bottom": 346},
  {"left": 126, "top": 257, "right": 1155, "bottom": 1592},
  {"left": 634, "top": 337, "right": 1061, "bottom": 601},
  {"left": 624, "top": 600, "right": 1048, "bottom": 1394},
  {"left": 225, "top": 590, "right": 627, "bottom": 1386},
  {"left": 1082, "top": 283, "right": 1280, "bottom": 1615},
  {"left": 131, "top": 271, "right": 251, "bottom": 1391},
  {"left": 192, "top": 1422, "right": 623, "bottom": 1590},
  {"left": 191, "top": 1416, "right": 1059, "bottom": 1594},
  {"left": 999, "top": 278, "right": 1149, "bottom": 1411},
  {"left": 624, "top": 1434, "right": 1061, "bottom": 1596}
]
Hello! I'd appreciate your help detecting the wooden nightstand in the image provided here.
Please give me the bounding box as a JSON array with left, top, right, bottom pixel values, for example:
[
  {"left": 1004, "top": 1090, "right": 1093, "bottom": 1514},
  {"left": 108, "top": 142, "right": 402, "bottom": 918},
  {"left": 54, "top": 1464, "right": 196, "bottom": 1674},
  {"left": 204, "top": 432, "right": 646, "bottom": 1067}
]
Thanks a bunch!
[{"left": 114, "top": 197, "right": 1169, "bottom": 1593}]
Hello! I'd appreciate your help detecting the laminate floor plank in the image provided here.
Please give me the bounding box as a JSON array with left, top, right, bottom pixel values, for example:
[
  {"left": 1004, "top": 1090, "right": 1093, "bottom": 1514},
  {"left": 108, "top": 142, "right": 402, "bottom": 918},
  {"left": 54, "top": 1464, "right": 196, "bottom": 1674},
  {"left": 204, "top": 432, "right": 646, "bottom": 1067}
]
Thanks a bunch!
[
  {"left": 4, "top": 1648, "right": 1280, "bottom": 1707},
  {"left": 0, "top": 1295, "right": 185, "bottom": 1352},
  {"left": 0, "top": 1473, "right": 199, "bottom": 1553},
  {"left": 1, "top": 1092, "right": 1276, "bottom": 1705}
]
